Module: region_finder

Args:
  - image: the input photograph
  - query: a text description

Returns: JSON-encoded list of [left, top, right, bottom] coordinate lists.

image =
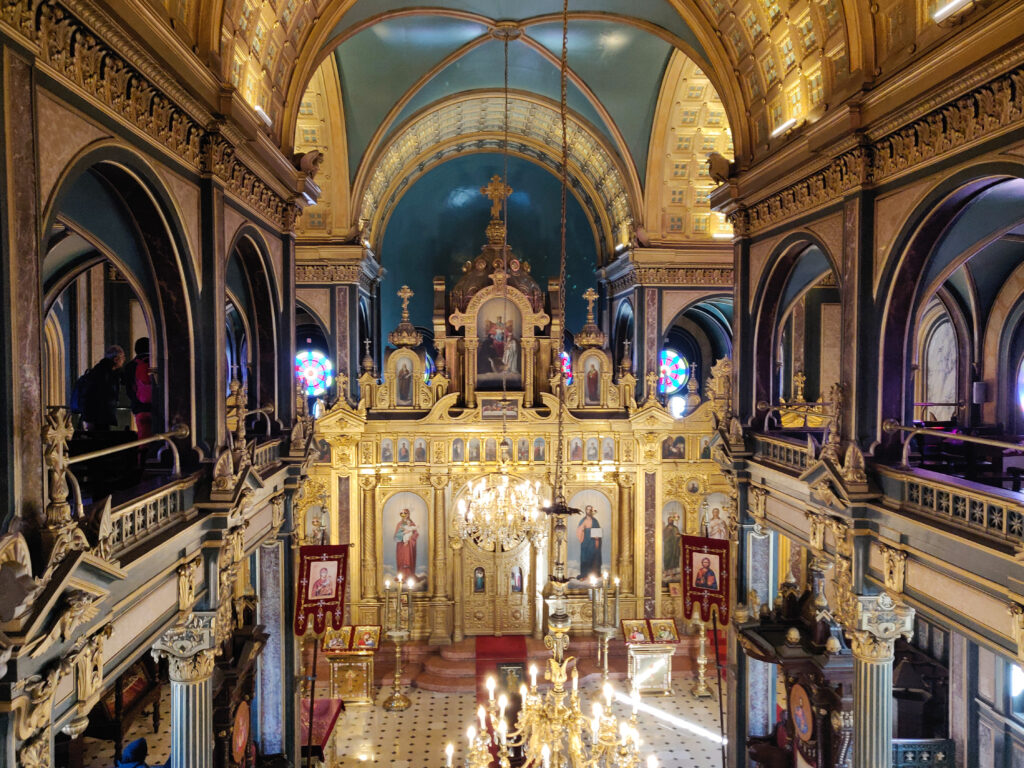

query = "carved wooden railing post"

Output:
[[41, 407, 87, 569]]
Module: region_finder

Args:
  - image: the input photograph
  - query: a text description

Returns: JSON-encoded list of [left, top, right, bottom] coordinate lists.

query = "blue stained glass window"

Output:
[[659, 349, 690, 395], [295, 349, 333, 396]]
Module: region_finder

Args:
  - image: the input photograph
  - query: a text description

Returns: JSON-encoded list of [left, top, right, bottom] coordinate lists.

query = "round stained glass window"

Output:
[[560, 351, 573, 385], [659, 349, 690, 395], [295, 350, 333, 396], [424, 353, 436, 384]]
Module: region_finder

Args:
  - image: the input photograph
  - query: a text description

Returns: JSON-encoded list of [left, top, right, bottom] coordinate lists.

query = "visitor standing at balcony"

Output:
[[80, 345, 126, 431], [126, 337, 153, 439]]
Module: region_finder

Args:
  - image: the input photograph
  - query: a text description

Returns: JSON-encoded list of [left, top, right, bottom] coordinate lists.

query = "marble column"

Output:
[[358, 475, 379, 600], [745, 527, 774, 737], [848, 594, 915, 768], [258, 539, 285, 755], [152, 614, 218, 768], [615, 473, 635, 594]]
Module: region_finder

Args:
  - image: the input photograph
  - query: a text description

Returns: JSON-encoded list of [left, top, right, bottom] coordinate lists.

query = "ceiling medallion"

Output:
[[490, 21, 522, 41]]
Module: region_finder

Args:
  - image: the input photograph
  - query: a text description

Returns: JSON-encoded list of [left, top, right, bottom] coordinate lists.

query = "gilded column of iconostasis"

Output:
[[300, 222, 734, 642]]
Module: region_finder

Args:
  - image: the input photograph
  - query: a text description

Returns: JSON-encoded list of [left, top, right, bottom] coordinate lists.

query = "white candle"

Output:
[[498, 694, 508, 721], [477, 705, 486, 731], [486, 676, 496, 701], [572, 669, 578, 692], [603, 683, 613, 708], [541, 744, 551, 768], [530, 664, 538, 689], [467, 725, 476, 745], [445, 743, 454, 767]]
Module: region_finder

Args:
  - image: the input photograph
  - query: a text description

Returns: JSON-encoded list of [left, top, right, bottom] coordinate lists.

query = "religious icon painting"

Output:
[[582, 355, 602, 406], [517, 438, 529, 462], [476, 297, 523, 390], [567, 490, 612, 589], [294, 545, 349, 636], [662, 435, 686, 459], [661, 500, 684, 587], [468, 438, 481, 462], [621, 619, 650, 644], [413, 438, 427, 463], [381, 491, 429, 592], [533, 437, 545, 461], [702, 492, 731, 540], [381, 438, 394, 463], [569, 437, 583, 462], [700, 436, 712, 459], [602, 437, 615, 461], [353, 625, 381, 649], [394, 353, 416, 407], [473, 566, 486, 593], [585, 437, 599, 462], [397, 438, 411, 463], [510, 566, 523, 593], [322, 625, 352, 653], [649, 619, 679, 643], [307, 560, 339, 600], [453, 438, 464, 462], [485, 438, 497, 462], [681, 534, 730, 624], [501, 437, 513, 461]]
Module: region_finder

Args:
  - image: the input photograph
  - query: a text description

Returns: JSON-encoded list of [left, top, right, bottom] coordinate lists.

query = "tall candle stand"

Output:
[[589, 572, 620, 683], [690, 616, 712, 698], [382, 578, 413, 711]]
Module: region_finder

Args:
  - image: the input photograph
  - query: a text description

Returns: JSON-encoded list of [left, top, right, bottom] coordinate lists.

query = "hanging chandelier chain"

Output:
[[500, 34, 511, 440], [554, 0, 569, 504]]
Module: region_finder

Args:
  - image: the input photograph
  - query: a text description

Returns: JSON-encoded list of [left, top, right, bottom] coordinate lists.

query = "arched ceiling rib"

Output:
[[358, 92, 636, 259]]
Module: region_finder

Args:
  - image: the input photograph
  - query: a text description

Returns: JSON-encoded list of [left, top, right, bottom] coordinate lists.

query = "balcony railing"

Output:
[[106, 474, 199, 555], [752, 434, 812, 473], [893, 738, 956, 767], [252, 436, 284, 469]]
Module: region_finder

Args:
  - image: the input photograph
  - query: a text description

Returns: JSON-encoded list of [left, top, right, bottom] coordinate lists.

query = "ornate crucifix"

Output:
[[480, 174, 512, 219], [582, 287, 599, 324], [397, 285, 414, 322]]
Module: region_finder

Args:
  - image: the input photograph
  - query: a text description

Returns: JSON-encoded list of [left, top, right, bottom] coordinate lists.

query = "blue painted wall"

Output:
[[378, 153, 597, 340]]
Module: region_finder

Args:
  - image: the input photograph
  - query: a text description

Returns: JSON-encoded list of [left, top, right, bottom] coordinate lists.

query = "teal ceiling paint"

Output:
[[386, 39, 613, 151], [327, 1, 705, 62], [334, 16, 489, 181], [528, 20, 671, 177], [378, 153, 597, 341]]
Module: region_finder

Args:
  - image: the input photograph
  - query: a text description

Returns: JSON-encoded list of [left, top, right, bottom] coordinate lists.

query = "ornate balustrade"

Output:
[[108, 475, 200, 555], [752, 434, 812, 473], [878, 466, 1024, 546], [893, 738, 956, 767], [252, 437, 284, 469]]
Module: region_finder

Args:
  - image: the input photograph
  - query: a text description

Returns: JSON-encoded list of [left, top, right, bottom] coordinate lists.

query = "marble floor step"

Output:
[[422, 654, 476, 675], [414, 671, 478, 693]]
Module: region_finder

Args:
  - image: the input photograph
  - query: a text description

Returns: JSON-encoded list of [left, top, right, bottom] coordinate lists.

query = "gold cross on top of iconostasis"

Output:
[[480, 175, 513, 219]]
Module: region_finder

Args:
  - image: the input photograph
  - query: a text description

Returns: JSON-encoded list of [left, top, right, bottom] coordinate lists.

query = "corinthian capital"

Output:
[[152, 613, 217, 683], [849, 593, 914, 663]]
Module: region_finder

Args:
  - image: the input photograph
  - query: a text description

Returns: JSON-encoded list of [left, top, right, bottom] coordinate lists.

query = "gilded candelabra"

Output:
[[382, 578, 413, 711], [690, 617, 712, 698], [590, 572, 620, 684]]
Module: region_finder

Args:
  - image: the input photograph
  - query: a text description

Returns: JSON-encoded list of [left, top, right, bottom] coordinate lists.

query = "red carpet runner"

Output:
[[474, 635, 528, 703]]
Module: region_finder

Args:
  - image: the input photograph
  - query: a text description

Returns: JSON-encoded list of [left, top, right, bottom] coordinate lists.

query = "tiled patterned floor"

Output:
[[80, 686, 171, 767], [331, 679, 728, 767]]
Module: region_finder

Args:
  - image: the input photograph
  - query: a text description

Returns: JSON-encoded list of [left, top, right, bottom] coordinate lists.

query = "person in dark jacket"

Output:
[[116, 738, 169, 768], [81, 345, 125, 431]]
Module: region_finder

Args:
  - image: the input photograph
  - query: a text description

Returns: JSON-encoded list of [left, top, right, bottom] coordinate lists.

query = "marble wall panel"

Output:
[[644, 472, 656, 618]]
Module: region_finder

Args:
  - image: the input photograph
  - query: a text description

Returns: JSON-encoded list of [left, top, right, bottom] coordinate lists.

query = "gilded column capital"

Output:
[[358, 473, 381, 491], [848, 593, 914, 663], [152, 613, 218, 684], [425, 473, 450, 490], [613, 471, 635, 489]]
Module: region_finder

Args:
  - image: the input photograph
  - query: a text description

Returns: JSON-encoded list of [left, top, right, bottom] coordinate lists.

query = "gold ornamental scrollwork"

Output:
[[879, 544, 908, 594]]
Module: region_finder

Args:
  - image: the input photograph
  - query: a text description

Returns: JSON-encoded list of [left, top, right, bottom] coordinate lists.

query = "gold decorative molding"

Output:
[[296, 264, 362, 283], [730, 63, 1024, 236], [178, 554, 202, 611], [879, 544, 908, 595], [152, 613, 218, 684]]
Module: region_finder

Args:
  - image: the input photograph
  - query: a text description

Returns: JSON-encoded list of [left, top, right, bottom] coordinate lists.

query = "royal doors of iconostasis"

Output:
[[459, 536, 534, 636]]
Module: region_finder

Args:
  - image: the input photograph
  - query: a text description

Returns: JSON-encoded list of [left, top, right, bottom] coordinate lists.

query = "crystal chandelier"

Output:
[[452, 466, 547, 551]]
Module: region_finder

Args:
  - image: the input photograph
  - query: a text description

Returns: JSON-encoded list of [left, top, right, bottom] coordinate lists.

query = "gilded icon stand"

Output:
[[382, 579, 413, 711]]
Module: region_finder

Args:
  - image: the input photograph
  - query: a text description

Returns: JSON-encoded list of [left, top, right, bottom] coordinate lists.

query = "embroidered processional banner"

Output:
[[294, 544, 349, 636], [681, 535, 730, 624]]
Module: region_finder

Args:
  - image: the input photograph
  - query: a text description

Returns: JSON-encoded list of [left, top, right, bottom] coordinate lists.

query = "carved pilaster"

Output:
[[1008, 603, 1024, 664], [749, 486, 768, 533], [178, 555, 202, 611], [359, 474, 380, 599], [465, 338, 478, 408], [451, 537, 465, 643], [41, 407, 88, 570], [615, 472, 635, 593], [879, 544, 908, 594]]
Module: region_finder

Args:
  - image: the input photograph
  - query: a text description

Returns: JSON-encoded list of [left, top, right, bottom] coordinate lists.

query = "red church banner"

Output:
[[681, 535, 730, 624], [294, 545, 349, 636]]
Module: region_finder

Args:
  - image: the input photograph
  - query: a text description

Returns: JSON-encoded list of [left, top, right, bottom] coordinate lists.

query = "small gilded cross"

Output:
[[397, 285, 414, 321], [480, 174, 512, 219], [583, 287, 599, 324]]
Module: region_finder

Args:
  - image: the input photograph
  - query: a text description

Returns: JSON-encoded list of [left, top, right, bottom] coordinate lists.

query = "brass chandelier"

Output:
[[452, 467, 547, 551], [445, 2, 661, 766]]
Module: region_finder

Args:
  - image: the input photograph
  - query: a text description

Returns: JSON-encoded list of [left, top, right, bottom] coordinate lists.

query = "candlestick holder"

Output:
[[382, 578, 414, 711], [690, 618, 712, 698], [590, 572, 621, 683]]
